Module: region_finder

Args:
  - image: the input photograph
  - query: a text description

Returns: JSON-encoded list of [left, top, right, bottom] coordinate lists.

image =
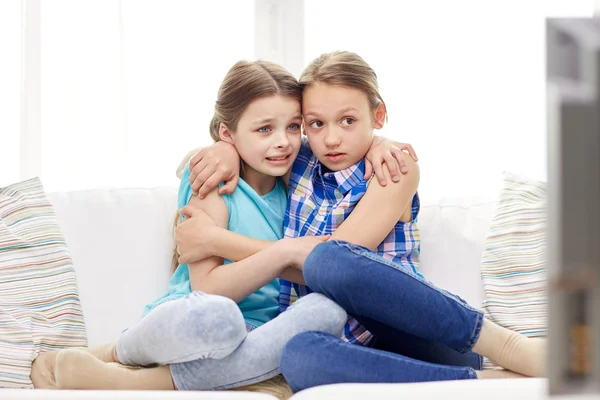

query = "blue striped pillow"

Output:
[[480, 171, 547, 369], [0, 177, 87, 388]]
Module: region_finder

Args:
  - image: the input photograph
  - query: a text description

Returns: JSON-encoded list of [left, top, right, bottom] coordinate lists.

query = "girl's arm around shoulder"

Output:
[[330, 155, 419, 251], [186, 189, 292, 302], [184, 189, 229, 291]]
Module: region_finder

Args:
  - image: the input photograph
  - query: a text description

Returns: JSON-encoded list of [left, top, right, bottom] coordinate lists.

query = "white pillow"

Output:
[[480, 172, 547, 368], [0, 177, 87, 388]]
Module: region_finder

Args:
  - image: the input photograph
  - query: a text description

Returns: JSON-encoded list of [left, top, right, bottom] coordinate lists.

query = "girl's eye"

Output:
[[309, 121, 324, 129], [258, 126, 272, 133], [341, 118, 355, 126], [288, 123, 301, 131]]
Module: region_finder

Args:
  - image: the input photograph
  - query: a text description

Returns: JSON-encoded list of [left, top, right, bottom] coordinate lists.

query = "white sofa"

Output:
[[5, 186, 550, 399]]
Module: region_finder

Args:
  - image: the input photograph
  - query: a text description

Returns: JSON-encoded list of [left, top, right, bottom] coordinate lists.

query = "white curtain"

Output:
[[38, 0, 254, 191], [2, 0, 594, 199], [0, 1, 22, 185]]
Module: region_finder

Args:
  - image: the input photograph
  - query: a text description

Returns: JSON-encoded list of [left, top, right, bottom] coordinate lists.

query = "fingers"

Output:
[[383, 151, 401, 182], [179, 206, 194, 218], [372, 157, 387, 186], [393, 148, 410, 175], [218, 174, 239, 195], [176, 147, 202, 179], [402, 144, 418, 161], [189, 148, 207, 172], [317, 234, 331, 242], [189, 162, 209, 195], [197, 174, 223, 199], [364, 159, 373, 180], [191, 163, 216, 197]]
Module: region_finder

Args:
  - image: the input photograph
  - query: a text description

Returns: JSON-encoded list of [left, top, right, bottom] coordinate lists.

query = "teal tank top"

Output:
[[143, 162, 286, 328]]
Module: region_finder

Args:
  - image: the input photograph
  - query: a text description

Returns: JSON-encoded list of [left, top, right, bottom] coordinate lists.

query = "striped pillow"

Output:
[[0, 177, 87, 388], [480, 172, 547, 368]]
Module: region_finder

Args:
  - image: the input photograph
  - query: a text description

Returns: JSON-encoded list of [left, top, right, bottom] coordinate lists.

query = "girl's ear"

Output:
[[373, 103, 387, 129], [301, 121, 307, 136], [219, 123, 234, 144]]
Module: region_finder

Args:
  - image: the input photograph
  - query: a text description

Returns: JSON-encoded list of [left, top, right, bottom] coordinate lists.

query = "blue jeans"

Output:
[[280, 240, 483, 392], [116, 291, 347, 390]]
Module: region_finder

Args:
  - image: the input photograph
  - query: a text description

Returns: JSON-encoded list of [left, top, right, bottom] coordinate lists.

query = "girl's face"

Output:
[[224, 94, 302, 178], [302, 83, 385, 171]]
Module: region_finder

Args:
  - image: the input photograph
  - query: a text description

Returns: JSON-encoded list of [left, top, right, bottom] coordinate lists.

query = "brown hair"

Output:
[[171, 60, 301, 272], [208, 60, 302, 142], [300, 51, 387, 122]]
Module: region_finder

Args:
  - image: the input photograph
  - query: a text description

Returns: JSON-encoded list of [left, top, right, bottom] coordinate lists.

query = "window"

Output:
[[0, 1, 22, 186], [4, 0, 594, 197], [304, 0, 593, 198], [39, 0, 254, 191]]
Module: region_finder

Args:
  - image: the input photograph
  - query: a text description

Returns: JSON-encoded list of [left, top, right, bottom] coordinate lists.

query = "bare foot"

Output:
[[30, 350, 59, 389]]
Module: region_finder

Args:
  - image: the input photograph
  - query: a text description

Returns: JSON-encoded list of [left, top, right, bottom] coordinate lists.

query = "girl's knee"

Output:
[[303, 242, 363, 303], [284, 294, 347, 339], [186, 292, 247, 352], [303, 241, 349, 290], [281, 332, 313, 371], [301, 293, 347, 335], [280, 331, 339, 392]]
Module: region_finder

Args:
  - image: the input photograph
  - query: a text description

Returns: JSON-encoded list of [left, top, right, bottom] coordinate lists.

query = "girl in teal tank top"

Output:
[[144, 163, 287, 329], [32, 60, 346, 394]]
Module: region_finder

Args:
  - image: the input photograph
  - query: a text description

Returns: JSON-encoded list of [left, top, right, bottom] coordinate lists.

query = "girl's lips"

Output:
[[266, 154, 291, 165], [325, 153, 346, 162]]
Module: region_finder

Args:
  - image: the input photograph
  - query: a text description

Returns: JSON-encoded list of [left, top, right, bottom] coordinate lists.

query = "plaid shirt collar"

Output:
[[312, 157, 367, 195]]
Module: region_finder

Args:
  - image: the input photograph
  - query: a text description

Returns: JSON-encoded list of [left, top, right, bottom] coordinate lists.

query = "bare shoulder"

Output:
[[186, 188, 228, 227]]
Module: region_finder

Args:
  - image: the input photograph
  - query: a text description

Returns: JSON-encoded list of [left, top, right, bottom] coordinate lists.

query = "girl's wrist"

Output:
[[272, 238, 294, 269], [206, 226, 226, 258]]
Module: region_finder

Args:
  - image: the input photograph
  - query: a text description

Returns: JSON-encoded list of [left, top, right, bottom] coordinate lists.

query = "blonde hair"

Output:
[[300, 50, 387, 122], [171, 60, 301, 272]]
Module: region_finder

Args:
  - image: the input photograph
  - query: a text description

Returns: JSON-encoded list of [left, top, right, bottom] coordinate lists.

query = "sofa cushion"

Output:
[[2, 389, 279, 399], [288, 378, 548, 400], [47, 186, 178, 347], [418, 197, 497, 307], [479, 172, 547, 367], [0, 177, 87, 388]]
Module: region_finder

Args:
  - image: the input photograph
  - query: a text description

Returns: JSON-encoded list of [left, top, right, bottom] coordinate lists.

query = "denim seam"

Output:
[[468, 368, 477, 379], [213, 367, 280, 390], [160, 341, 245, 365], [173, 366, 280, 391], [357, 347, 476, 375], [459, 310, 484, 354], [117, 336, 245, 366], [334, 240, 484, 353], [170, 364, 184, 391], [336, 241, 482, 314]]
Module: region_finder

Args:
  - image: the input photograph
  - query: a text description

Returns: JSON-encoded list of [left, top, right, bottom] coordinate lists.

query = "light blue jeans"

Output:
[[116, 291, 347, 390]]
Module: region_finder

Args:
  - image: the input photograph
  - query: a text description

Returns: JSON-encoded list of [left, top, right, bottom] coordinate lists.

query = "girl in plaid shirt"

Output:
[[181, 52, 546, 391]]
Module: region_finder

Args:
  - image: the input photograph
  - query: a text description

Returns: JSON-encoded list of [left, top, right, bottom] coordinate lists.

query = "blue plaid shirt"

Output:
[[281, 140, 422, 346]]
